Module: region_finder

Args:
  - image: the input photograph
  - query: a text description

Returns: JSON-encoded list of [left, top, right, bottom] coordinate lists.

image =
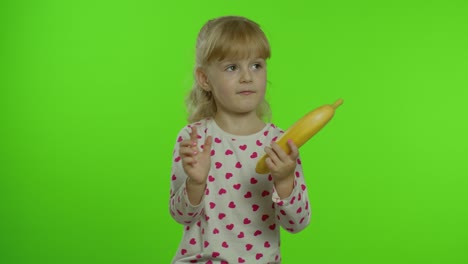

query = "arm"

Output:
[[272, 157, 311, 233], [169, 125, 212, 225], [264, 140, 311, 233]]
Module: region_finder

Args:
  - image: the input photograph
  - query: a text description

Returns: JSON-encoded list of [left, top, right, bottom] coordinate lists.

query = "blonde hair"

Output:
[[185, 16, 272, 123]]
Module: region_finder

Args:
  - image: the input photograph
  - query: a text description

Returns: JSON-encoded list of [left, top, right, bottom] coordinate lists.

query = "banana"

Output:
[[255, 99, 343, 174]]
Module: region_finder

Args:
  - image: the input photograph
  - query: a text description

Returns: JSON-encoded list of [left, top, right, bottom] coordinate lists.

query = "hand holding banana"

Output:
[[255, 99, 344, 174]]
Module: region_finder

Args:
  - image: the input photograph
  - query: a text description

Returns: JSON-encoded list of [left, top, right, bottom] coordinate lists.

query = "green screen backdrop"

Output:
[[1, 0, 467, 263]]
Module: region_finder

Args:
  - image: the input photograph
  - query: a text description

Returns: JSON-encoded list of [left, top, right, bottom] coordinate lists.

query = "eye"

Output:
[[225, 65, 237, 71], [252, 63, 263, 70]]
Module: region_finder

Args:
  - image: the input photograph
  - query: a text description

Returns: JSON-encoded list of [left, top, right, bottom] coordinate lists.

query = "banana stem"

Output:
[[332, 99, 344, 109]]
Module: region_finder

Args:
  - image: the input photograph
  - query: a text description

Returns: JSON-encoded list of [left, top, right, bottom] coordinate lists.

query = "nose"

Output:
[[239, 68, 253, 83]]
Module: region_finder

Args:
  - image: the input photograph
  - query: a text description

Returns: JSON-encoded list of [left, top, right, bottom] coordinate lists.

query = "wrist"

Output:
[[274, 174, 295, 199], [187, 177, 206, 187]]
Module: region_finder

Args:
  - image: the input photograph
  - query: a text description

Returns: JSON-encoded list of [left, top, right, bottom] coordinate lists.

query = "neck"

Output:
[[213, 112, 266, 136]]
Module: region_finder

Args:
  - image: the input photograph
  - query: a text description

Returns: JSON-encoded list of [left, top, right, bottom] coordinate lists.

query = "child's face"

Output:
[[203, 56, 267, 118]]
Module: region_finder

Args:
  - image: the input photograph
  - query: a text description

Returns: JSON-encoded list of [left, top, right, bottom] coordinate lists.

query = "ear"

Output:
[[195, 67, 211, 91]]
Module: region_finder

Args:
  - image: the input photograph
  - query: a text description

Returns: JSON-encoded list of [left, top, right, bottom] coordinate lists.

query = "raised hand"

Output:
[[179, 126, 213, 186]]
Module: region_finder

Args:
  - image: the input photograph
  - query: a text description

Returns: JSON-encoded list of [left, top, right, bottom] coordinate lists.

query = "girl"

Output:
[[169, 16, 311, 263]]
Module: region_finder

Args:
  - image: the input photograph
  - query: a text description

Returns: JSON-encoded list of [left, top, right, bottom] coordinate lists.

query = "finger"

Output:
[[190, 126, 198, 142], [271, 141, 289, 161], [287, 139, 299, 159], [202, 136, 212, 153], [265, 156, 276, 171], [182, 156, 197, 165], [179, 146, 198, 157], [264, 146, 280, 165], [180, 139, 196, 148]]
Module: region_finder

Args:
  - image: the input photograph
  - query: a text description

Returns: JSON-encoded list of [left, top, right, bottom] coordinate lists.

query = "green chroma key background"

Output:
[[1, 0, 467, 263]]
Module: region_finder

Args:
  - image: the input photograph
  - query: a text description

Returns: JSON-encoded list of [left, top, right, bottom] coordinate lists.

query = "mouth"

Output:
[[238, 90, 255, 95]]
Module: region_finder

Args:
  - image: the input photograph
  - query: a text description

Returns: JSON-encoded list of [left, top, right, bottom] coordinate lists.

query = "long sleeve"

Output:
[[272, 156, 311, 233], [169, 126, 206, 225]]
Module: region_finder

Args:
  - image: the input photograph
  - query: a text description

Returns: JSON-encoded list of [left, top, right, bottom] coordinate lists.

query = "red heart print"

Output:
[[250, 152, 258, 159], [221, 261, 228, 264], [204, 241, 209, 248], [208, 175, 215, 182], [300, 217, 305, 224], [239, 144, 247, 151], [212, 252, 220, 258], [298, 193, 302, 201], [174, 156, 181, 162], [218, 213, 226, 220], [272, 136, 278, 142], [269, 224, 276, 230], [263, 131, 269, 136], [254, 230, 262, 236], [245, 244, 253, 251], [297, 207, 302, 213], [190, 238, 196, 245], [233, 184, 241, 190], [235, 162, 242, 168], [256, 140, 263, 146], [290, 196, 296, 204], [211, 149, 215, 156], [268, 175, 272, 181], [215, 137, 222, 143], [177, 136, 183, 142], [181, 249, 187, 255], [226, 224, 234, 230], [301, 184, 306, 191], [207, 261, 213, 264], [261, 190, 270, 197], [218, 188, 227, 195], [171, 175, 176, 181], [295, 171, 300, 178], [264, 241, 271, 248], [213, 228, 220, 234], [215, 162, 222, 169], [238, 257, 245, 263], [225, 172, 233, 179], [243, 218, 251, 224], [250, 178, 258, 184], [261, 214, 269, 221], [256, 253, 263, 260], [252, 204, 259, 211], [229, 201, 236, 208], [222, 241, 229, 248], [237, 232, 244, 238], [244, 191, 252, 198], [209, 202, 216, 209], [225, 149, 233, 155], [297, 158, 302, 164]]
